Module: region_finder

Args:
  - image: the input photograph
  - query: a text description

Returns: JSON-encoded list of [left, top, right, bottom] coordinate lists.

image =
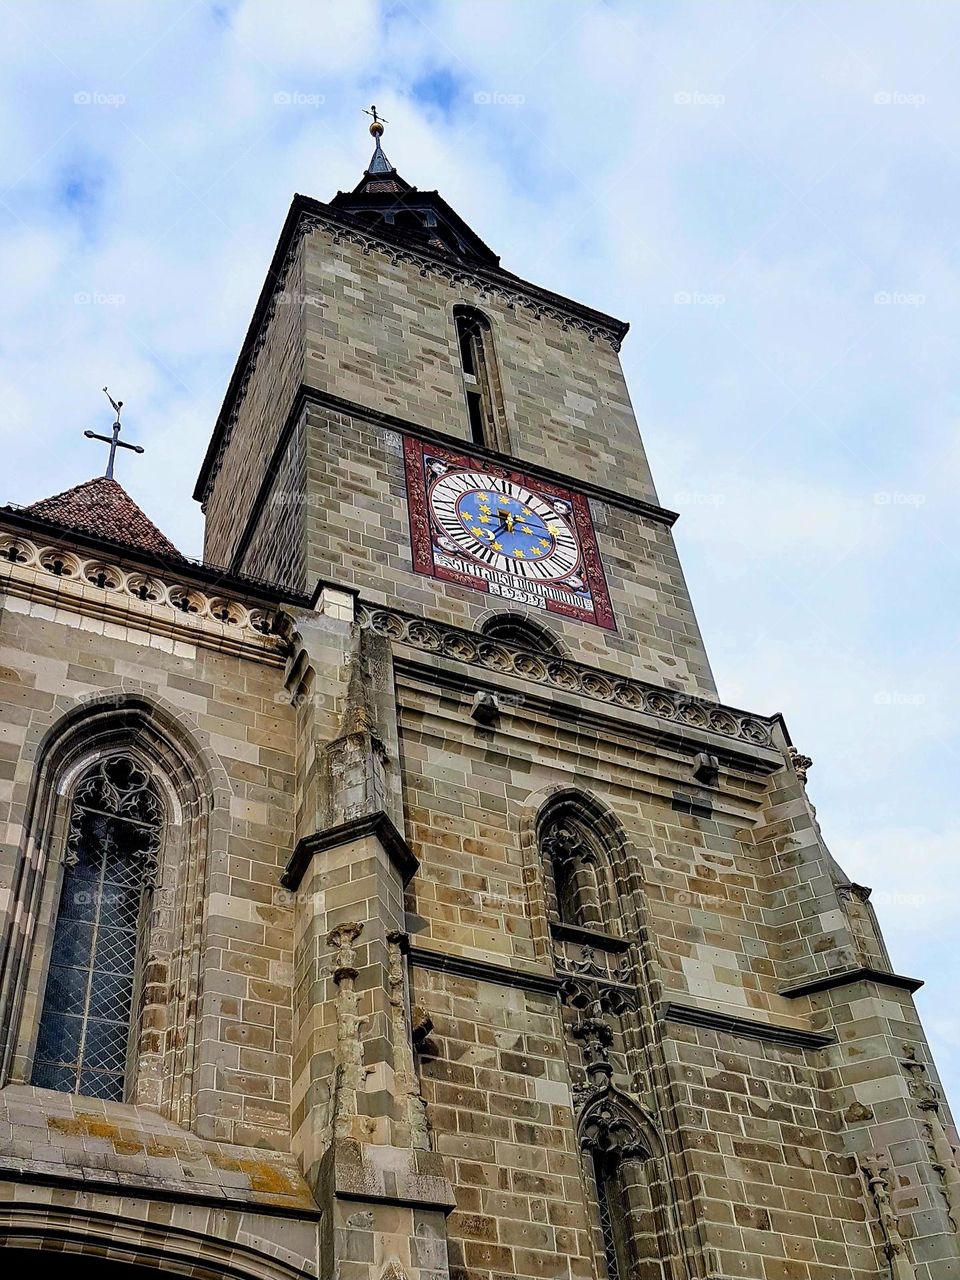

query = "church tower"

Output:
[[0, 113, 957, 1280]]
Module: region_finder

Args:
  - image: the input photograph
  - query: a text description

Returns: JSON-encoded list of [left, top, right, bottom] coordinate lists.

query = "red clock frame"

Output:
[[403, 436, 616, 632]]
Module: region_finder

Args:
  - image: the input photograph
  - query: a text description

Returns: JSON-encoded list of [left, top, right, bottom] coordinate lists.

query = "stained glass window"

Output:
[[32, 755, 162, 1101]]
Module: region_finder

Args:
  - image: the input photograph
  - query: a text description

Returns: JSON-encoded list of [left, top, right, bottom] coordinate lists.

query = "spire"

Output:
[[356, 105, 406, 193], [327, 105, 500, 267], [363, 104, 395, 176]]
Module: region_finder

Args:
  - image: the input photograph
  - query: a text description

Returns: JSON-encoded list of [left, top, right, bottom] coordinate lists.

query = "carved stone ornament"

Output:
[[0, 532, 278, 640], [380, 1264, 408, 1280], [541, 822, 593, 869], [861, 1154, 917, 1280], [559, 971, 635, 1017], [327, 922, 369, 1140], [580, 1094, 652, 1161], [555, 941, 637, 988], [356, 602, 775, 748], [66, 754, 163, 888], [386, 930, 430, 1151], [837, 882, 873, 904], [789, 746, 813, 785], [901, 1045, 960, 1232]]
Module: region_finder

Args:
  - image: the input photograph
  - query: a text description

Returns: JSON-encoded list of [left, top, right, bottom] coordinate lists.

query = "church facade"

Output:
[[0, 121, 957, 1280]]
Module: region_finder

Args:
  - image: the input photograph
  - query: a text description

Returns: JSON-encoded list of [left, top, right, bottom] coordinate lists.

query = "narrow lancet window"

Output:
[[594, 1150, 631, 1280], [540, 812, 606, 931], [32, 754, 162, 1101], [454, 305, 506, 451]]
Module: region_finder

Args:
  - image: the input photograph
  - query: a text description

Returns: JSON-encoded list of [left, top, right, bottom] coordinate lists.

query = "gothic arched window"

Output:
[[539, 805, 613, 932], [31, 754, 163, 1101], [480, 612, 564, 656], [454, 305, 507, 451], [580, 1097, 674, 1280]]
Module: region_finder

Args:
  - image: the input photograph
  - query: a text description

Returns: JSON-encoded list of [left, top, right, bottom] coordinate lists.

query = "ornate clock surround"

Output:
[[403, 436, 616, 631]]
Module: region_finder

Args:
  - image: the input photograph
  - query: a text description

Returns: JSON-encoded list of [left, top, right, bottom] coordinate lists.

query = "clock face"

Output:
[[429, 472, 580, 583], [403, 438, 616, 630]]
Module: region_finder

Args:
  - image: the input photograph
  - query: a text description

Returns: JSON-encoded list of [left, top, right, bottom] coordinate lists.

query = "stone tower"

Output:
[[0, 118, 957, 1280]]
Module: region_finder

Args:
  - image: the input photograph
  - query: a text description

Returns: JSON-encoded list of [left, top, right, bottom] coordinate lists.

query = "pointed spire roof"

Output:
[[367, 132, 395, 176], [350, 110, 411, 197], [330, 106, 500, 266], [22, 476, 181, 559]]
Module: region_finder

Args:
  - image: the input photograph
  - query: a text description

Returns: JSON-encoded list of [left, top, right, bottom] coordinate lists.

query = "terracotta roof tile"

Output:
[[23, 476, 182, 559]]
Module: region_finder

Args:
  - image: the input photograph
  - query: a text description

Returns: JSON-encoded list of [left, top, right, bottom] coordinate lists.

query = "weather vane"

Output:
[[83, 387, 145, 480], [363, 104, 388, 136]]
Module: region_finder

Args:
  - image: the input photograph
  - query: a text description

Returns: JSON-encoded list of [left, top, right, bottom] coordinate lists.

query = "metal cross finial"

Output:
[[363, 104, 388, 137], [83, 387, 144, 480]]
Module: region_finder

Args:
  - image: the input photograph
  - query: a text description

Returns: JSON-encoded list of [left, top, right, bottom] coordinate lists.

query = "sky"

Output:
[[1, 0, 959, 1100]]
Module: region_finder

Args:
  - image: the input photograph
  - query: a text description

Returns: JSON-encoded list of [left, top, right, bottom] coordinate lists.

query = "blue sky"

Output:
[[1, 1, 959, 1100]]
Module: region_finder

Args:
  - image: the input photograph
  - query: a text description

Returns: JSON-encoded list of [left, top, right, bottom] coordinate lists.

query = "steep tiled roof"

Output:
[[23, 476, 182, 559]]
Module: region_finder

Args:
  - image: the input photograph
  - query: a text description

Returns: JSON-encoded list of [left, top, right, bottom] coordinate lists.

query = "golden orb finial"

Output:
[[364, 104, 387, 138]]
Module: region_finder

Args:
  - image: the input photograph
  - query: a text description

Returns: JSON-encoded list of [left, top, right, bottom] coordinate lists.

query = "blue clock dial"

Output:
[[429, 470, 581, 583], [455, 488, 556, 563]]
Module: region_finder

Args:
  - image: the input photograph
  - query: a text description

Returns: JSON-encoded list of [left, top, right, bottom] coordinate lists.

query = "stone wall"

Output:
[[0, 562, 297, 1153], [298, 225, 660, 508], [202, 243, 305, 569]]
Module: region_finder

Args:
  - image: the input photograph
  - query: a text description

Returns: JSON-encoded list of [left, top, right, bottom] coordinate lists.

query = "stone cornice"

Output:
[[550, 921, 633, 953], [194, 194, 630, 505], [281, 811, 419, 891], [779, 966, 924, 999], [357, 600, 779, 756], [0, 505, 311, 609], [660, 1001, 836, 1050], [407, 944, 563, 997], [0, 528, 287, 665]]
